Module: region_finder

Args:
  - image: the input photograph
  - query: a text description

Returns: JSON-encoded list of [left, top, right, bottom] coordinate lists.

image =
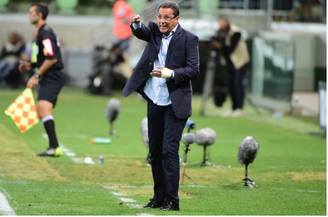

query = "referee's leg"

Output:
[[36, 100, 61, 156]]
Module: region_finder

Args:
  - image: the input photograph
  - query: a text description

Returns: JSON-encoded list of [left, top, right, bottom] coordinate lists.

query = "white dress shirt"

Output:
[[132, 22, 177, 106]]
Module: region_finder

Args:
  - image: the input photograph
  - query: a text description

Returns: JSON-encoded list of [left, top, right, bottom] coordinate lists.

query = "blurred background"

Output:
[[0, 0, 326, 119]]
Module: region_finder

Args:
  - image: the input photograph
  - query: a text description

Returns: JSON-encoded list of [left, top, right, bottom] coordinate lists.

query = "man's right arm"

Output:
[[130, 14, 151, 42], [132, 22, 142, 30]]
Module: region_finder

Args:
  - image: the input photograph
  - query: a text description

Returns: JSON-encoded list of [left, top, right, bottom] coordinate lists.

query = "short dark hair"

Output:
[[31, 3, 49, 20], [219, 16, 231, 31], [158, 1, 180, 17]]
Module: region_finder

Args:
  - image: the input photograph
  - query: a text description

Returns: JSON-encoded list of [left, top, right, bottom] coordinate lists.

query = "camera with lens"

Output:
[[212, 31, 226, 43]]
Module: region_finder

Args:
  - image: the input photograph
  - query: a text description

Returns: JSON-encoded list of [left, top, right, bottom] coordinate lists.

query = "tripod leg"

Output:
[[181, 163, 186, 185], [202, 146, 207, 166], [244, 164, 248, 186], [245, 164, 248, 178], [110, 122, 113, 136], [200, 52, 216, 116]]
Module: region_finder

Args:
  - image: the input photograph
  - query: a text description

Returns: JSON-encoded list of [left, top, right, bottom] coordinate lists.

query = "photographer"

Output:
[[211, 17, 249, 117]]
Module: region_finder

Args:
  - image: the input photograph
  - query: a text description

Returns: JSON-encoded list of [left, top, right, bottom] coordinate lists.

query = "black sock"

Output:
[[43, 119, 59, 149]]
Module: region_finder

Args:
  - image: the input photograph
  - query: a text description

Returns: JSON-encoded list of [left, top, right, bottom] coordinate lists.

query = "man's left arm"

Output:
[[27, 59, 57, 89], [223, 32, 241, 53], [172, 35, 200, 84]]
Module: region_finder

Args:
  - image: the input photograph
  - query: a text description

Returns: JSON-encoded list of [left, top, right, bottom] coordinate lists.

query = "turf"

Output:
[[0, 87, 326, 215]]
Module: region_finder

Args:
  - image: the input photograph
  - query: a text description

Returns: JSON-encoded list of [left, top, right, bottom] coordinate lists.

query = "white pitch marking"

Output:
[[127, 204, 143, 209], [111, 192, 126, 196], [103, 186, 116, 190], [71, 158, 84, 163], [0, 187, 16, 205], [57, 134, 92, 139], [0, 189, 16, 216], [110, 185, 153, 189], [41, 134, 82, 163], [180, 185, 206, 188], [118, 197, 137, 203], [62, 148, 71, 152], [298, 190, 326, 193], [42, 133, 48, 140], [103, 186, 153, 215], [265, 165, 325, 169]]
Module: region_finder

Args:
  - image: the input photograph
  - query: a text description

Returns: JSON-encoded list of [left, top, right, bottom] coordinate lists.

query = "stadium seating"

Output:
[[56, 0, 78, 15], [0, 0, 9, 13]]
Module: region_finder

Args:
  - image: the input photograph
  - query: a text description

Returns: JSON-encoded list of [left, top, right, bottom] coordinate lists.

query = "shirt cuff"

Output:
[[132, 22, 141, 30]]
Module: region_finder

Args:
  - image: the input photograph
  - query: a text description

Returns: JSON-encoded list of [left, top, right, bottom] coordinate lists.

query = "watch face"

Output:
[[34, 73, 40, 78]]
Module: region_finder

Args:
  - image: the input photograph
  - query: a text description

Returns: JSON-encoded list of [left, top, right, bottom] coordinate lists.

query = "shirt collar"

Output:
[[163, 24, 178, 39]]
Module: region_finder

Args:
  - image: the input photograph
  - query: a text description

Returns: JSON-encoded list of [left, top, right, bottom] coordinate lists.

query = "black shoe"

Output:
[[36, 147, 63, 157], [160, 201, 180, 211], [37, 147, 56, 157], [143, 198, 164, 209]]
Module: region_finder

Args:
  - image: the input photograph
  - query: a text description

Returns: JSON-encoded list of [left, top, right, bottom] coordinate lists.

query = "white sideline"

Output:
[[42, 133, 84, 163], [103, 186, 153, 215], [0, 190, 16, 216]]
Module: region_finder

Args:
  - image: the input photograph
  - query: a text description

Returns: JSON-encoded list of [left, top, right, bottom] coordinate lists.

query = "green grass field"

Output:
[[0, 87, 326, 215]]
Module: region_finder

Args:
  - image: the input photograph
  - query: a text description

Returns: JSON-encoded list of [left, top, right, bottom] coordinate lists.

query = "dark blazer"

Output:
[[122, 21, 199, 119]]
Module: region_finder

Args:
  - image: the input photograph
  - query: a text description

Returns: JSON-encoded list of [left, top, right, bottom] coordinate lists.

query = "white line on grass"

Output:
[[118, 197, 137, 203], [275, 188, 326, 193], [103, 186, 153, 215], [111, 192, 126, 196], [298, 190, 326, 193], [0, 189, 16, 216], [57, 134, 92, 139], [65, 152, 77, 157], [264, 165, 326, 169], [0, 187, 16, 205], [137, 213, 155, 216], [110, 184, 214, 189], [42, 134, 84, 163], [109, 185, 153, 189], [128, 204, 143, 209], [71, 158, 84, 163]]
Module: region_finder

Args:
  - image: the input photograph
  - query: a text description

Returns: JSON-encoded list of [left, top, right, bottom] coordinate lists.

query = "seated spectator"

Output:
[[0, 32, 26, 87], [20, 30, 38, 85], [88, 43, 131, 95], [298, 0, 316, 22], [273, 0, 294, 22]]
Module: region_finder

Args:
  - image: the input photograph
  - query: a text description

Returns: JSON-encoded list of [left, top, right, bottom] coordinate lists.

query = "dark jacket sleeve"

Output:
[[171, 34, 200, 84], [223, 32, 241, 54], [0, 46, 7, 59], [131, 21, 154, 42]]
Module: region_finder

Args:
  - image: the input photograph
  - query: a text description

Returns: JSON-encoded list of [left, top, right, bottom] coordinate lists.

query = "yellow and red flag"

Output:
[[4, 88, 39, 133]]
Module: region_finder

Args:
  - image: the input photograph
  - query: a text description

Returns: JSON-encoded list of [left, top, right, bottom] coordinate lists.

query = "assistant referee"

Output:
[[19, 3, 65, 157]]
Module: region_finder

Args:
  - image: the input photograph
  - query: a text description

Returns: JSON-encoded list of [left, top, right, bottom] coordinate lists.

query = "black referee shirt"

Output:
[[33, 24, 63, 71]]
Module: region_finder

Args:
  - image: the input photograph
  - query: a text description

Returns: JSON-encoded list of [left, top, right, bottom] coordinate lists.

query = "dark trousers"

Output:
[[147, 101, 187, 205], [227, 64, 247, 110]]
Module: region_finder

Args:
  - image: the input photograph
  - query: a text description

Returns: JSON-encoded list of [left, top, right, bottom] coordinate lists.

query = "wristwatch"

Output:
[[34, 73, 40, 78]]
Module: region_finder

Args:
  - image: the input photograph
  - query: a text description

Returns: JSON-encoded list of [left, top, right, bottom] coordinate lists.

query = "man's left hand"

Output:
[[150, 66, 173, 78], [27, 76, 39, 89]]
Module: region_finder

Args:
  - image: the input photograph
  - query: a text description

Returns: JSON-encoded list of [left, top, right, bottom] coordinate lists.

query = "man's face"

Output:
[[219, 19, 229, 32], [9, 33, 18, 45], [28, 6, 39, 25], [157, 8, 179, 36]]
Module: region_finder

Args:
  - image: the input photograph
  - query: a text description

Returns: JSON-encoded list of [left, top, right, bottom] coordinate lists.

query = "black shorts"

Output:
[[38, 70, 65, 108]]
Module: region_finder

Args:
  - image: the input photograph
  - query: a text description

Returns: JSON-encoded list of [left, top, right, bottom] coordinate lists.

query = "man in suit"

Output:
[[122, 1, 199, 211]]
